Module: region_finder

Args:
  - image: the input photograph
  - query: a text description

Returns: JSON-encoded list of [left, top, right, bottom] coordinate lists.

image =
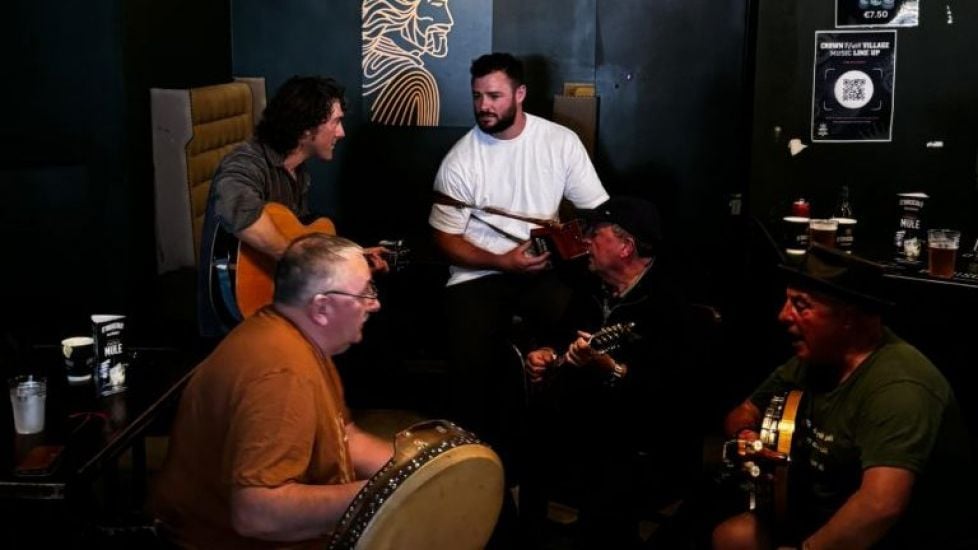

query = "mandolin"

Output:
[[518, 322, 637, 396]]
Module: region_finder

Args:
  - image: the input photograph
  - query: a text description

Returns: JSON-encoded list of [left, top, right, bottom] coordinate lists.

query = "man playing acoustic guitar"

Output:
[[198, 76, 388, 336], [714, 245, 975, 549], [520, 196, 690, 549]]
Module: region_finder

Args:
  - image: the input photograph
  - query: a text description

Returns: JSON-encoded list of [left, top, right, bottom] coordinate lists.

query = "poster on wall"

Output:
[[362, 0, 492, 127], [836, 0, 918, 28], [812, 30, 897, 143]]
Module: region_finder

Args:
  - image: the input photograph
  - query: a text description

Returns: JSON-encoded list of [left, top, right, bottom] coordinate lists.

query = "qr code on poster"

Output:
[[841, 78, 867, 102]]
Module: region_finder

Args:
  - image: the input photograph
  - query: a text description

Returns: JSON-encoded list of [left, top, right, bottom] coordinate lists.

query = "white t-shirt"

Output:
[[429, 113, 609, 286]]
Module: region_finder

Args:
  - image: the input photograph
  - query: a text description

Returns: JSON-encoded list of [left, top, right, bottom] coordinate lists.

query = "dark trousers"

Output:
[[443, 272, 572, 549], [442, 272, 571, 467], [520, 369, 643, 549]]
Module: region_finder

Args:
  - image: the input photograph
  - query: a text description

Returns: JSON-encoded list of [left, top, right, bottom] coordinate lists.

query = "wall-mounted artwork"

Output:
[[362, 0, 491, 127]]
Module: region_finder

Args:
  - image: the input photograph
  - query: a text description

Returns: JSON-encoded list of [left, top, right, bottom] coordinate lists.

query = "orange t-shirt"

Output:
[[153, 307, 355, 549]]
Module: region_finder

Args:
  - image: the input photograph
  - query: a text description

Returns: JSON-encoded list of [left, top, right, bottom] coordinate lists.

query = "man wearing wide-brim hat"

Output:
[[713, 244, 975, 549]]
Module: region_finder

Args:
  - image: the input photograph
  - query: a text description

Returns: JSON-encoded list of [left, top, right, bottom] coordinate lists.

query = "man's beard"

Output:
[[476, 104, 517, 135]]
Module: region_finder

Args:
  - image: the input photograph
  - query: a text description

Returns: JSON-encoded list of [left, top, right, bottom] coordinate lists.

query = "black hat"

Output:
[[779, 244, 893, 311], [581, 196, 663, 244]]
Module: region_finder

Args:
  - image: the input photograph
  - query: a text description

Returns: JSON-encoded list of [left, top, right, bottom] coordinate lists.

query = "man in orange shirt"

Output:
[[154, 234, 392, 548]]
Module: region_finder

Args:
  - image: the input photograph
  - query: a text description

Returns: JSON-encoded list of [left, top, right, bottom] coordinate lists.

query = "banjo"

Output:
[[722, 390, 805, 524]]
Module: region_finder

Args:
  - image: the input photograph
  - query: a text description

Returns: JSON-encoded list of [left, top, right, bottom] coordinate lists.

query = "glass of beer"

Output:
[[927, 229, 960, 278], [809, 219, 838, 249]]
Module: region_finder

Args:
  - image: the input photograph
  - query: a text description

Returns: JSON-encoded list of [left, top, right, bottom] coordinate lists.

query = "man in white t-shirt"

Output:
[[428, 52, 608, 544], [429, 53, 608, 285]]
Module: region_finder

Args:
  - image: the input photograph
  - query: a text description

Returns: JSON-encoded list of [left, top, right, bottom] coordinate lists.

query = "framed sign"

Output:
[[836, 0, 918, 28], [812, 30, 897, 143]]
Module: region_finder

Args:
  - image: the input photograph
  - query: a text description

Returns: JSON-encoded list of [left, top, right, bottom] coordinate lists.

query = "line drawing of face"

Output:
[[362, 0, 455, 126], [413, 0, 453, 57]]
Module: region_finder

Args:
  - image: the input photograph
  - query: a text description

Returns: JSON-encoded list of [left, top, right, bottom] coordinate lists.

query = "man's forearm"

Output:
[[231, 481, 365, 542], [805, 467, 912, 550], [723, 400, 761, 438], [346, 423, 393, 479], [433, 230, 504, 270], [236, 210, 292, 260], [805, 493, 897, 549]]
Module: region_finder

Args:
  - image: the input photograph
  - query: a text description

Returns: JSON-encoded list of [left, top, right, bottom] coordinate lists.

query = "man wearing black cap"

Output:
[[521, 196, 689, 548], [713, 244, 974, 549]]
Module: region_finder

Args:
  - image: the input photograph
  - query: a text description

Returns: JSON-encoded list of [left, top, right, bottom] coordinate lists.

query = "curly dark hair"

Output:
[[256, 76, 347, 156], [470, 53, 524, 87]]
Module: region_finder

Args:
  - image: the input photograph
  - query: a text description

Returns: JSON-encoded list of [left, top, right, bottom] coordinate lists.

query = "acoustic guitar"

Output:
[[236, 202, 337, 317], [208, 202, 407, 325], [722, 390, 806, 524], [207, 202, 336, 324]]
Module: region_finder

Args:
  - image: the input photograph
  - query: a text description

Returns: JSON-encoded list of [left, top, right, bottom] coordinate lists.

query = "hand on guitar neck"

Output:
[[566, 330, 622, 374], [240, 212, 397, 274], [365, 239, 411, 274], [363, 246, 390, 273], [524, 323, 635, 384], [731, 431, 790, 463]]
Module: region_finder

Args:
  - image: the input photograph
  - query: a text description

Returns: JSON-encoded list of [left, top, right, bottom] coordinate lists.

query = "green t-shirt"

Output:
[[749, 328, 975, 546]]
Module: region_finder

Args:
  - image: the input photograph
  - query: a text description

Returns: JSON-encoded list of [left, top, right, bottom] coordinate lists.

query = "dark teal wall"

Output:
[[490, 0, 751, 295], [749, 0, 978, 256], [230, 0, 751, 293], [231, 0, 471, 254], [1, 0, 751, 340], [2, 0, 127, 338], [231, 1, 365, 225], [226, 1, 751, 407], [1, 0, 231, 341]]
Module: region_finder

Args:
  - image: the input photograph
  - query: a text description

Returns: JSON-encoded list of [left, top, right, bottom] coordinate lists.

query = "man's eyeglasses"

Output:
[[317, 281, 379, 302]]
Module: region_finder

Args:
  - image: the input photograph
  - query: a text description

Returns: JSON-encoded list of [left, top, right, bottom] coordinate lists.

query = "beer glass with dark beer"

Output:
[[809, 219, 838, 249]]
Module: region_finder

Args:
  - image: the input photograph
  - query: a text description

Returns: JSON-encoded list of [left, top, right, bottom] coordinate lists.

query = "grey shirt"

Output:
[[210, 138, 310, 233]]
